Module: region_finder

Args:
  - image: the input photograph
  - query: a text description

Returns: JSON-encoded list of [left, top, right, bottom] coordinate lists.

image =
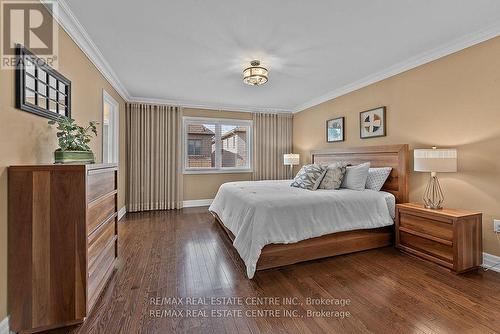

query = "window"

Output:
[[102, 90, 119, 163], [183, 117, 252, 173], [188, 139, 202, 155]]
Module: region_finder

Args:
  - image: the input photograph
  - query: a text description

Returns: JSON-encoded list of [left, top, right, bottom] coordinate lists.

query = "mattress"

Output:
[[209, 180, 395, 278]]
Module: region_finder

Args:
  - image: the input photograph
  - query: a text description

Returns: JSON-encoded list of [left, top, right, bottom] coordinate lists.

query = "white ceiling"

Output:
[[64, 0, 500, 112]]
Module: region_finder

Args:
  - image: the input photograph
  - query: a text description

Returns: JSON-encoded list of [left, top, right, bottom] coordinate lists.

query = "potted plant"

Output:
[[48, 117, 98, 164]]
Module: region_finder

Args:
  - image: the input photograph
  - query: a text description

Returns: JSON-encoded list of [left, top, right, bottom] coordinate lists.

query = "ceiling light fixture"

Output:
[[243, 60, 268, 86]]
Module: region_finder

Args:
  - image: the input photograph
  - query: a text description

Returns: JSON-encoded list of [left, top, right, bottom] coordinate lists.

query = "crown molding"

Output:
[[128, 96, 293, 114], [44, 0, 131, 100], [45, 1, 499, 114], [44, 1, 292, 113], [293, 22, 500, 113]]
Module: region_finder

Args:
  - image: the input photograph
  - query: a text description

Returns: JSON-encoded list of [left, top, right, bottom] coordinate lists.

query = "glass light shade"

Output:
[[414, 148, 457, 172], [283, 153, 300, 166], [243, 62, 268, 86]]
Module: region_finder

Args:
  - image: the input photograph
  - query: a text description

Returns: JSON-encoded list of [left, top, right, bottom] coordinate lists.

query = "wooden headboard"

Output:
[[311, 144, 409, 203]]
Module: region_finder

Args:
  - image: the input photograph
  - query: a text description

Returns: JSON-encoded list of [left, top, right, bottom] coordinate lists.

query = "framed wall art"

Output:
[[15, 44, 72, 120], [326, 117, 344, 142], [360, 107, 386, 139]]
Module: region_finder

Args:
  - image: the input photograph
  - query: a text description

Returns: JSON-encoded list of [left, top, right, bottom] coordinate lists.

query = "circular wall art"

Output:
[[360, 106, 386, 139]]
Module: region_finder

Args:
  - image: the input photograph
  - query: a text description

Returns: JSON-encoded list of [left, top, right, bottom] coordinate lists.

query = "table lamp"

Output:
[[283, 154, 300, 179], [414, 146, 457, 209]]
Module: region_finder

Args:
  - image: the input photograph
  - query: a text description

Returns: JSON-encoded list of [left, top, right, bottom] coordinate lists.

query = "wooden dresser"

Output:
[[395, 203, 482, 273], [8, 164, 119, 333]]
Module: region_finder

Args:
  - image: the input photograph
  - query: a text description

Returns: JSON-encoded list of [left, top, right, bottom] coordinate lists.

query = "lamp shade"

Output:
[[414, 148, 457, 172], [283, 154, 300, 166]]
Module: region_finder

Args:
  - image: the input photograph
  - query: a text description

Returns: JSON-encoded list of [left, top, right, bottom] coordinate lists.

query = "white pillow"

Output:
[[366, 167, 392, 191], [341, 162, 370, 191]]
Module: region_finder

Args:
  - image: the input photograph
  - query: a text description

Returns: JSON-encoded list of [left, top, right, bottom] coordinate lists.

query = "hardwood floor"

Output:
[[49, 207, 500, 334]]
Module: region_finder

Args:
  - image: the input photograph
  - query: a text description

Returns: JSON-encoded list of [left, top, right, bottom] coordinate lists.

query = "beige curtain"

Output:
[[126, 103, 183, 212], [252, 112, 293, 180]]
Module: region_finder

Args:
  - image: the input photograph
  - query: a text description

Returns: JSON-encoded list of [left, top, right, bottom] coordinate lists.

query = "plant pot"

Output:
[[54, 150, 95, 164]]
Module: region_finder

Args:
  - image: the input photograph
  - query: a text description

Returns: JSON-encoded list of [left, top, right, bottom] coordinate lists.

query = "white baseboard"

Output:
[[183, 199, 213, 208], [118, 206, 127, 220], [483, 252, 500, 273], [0, 316, 8, 334]]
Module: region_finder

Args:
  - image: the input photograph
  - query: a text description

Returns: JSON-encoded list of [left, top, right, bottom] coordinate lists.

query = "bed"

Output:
[[209, 144, 409, 278]]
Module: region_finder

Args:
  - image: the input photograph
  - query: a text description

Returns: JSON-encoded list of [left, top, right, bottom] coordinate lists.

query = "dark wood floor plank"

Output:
[[40, 207, 500, 334], [351, 249, 500, 333]]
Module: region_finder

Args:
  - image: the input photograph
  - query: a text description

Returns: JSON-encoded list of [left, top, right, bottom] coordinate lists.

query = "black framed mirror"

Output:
[[15, 44, 71, 120]]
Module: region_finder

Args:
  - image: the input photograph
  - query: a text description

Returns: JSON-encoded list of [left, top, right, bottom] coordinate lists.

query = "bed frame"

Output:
[[212, 144, 409, 272]]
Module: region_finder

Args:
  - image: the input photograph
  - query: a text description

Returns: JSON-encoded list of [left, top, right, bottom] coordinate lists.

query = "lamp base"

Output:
[[424, 204, 443, 210], [423, 173, 444, 210]]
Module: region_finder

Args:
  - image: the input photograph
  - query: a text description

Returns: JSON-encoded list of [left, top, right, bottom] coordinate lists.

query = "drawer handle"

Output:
[[88, 168, 117, 175], [88, 236, 117, 277], [88, 212, 117, 239], [88, 190, 117, 208], [399, 226, 453, 246]]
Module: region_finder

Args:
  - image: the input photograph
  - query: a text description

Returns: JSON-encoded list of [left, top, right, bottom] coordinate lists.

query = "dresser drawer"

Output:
[[400, 231, 453, 264], [87, 194, 116, 235], [88, 217, 116, 269], [87, 169, 116, 202], [399, 212, 453, 241], [88, 238, 116, 298]]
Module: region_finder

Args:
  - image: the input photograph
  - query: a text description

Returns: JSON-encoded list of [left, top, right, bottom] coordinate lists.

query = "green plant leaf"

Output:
[[49, 117, 98, 152]]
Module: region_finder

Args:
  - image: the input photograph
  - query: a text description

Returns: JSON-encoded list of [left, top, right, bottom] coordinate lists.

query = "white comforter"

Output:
[[209, 180, 395, 278]]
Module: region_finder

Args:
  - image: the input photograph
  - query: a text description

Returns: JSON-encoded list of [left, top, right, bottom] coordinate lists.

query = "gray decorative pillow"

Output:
[[366, 167, 392, 191], [319, 162, 347, 190], [291, 164, 327, 190], [341, 162, 371, 191]]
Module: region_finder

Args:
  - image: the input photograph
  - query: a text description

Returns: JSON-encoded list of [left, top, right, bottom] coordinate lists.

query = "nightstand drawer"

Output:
[[396, 203, 482, 273], [400, 231, 453, 264], [399, 212, 453, 241]]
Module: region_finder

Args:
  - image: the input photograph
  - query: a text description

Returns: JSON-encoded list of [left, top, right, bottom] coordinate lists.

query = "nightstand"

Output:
[[395, 203, 482, 273]]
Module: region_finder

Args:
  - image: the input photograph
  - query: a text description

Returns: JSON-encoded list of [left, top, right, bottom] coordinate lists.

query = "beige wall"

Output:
[[293, 36, 500, 257], [182, 108, 253, 200], [0, 8, 126, 320]]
